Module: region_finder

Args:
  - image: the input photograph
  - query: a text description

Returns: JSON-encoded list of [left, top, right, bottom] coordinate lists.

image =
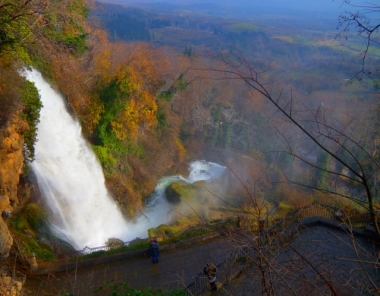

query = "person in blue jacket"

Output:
[[149, 238, 159, 263]]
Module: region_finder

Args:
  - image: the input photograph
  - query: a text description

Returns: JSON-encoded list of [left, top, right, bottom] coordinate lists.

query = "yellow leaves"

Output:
[[85, 96, 104, 134], [111, 120, 127, 141], [92, 40, 173, 142], [122, 99, 139, 140], [115, 66, 140, 94], [139, 90, 157, 126], [175, 138, 187, 162], [119, 93, 158, 141], [106, 62, 159, 141]]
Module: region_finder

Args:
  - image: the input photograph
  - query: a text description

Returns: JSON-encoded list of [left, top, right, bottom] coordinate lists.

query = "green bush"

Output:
[[92, 145, 117, 172], [21, 80, 42, 162], [158, 73, 189, 102], [63, 33, 88, 55], [14, 203, 47, 233]]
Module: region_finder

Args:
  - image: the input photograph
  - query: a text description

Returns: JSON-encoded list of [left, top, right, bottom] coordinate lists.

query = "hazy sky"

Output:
[[116, 0, 376, 15], [121, 0, 369, 9], [102, 0, 380, 27]]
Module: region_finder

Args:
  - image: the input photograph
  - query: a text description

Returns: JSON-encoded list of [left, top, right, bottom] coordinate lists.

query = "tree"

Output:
[[335, 1, 380, 83], [205, 51, 380, 238], [21, 80, 42, 162]]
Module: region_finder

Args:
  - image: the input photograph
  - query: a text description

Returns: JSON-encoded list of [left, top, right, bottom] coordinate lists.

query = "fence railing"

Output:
[[79, 241, 132, 255], [35, 201, 376, 294], [275, 201, 373, 230], [185, 272, 209, 296], [183, 201, 376, 295]]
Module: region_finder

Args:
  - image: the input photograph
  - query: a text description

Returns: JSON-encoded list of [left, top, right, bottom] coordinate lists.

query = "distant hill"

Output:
[[96, 0, 345, 27], [97, 0, 346, 14]]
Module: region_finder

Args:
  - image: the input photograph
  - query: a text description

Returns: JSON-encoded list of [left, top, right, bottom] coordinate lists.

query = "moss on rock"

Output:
[[164, 181, 206, 204], [13, 203, 47, 235]]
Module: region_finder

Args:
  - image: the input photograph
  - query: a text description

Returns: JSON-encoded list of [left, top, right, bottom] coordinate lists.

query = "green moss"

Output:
[[165, 181, 205, 203], [19, 235, 56, 261], [11, 203, 57, 261], [14, 203, 47, 233]]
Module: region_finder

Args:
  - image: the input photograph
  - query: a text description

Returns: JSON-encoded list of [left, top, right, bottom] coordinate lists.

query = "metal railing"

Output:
[[79, 241, 132, 255], [183, 201, 376, 295]]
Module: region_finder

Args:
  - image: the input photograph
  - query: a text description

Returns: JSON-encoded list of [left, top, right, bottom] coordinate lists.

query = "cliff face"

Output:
[[0, 114, 27, 259]]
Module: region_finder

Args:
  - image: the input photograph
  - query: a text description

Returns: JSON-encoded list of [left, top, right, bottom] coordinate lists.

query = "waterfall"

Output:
[[131, 160, 226, 236], [22, 68, 226, 249], [23, 69, 130, 249]]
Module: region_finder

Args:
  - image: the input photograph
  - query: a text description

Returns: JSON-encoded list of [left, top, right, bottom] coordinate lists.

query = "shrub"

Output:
[[21, 80, 42, 162]]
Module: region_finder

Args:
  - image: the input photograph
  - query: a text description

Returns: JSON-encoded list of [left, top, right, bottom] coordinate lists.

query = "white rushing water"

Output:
[[130, 160, 226, 236], [22, 68, 226, 249]]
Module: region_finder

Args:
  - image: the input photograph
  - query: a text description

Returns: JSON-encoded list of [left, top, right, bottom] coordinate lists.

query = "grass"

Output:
[[81, 223, 218, 260], [82, 239, 150, 259], [19, 235, 56, 261]]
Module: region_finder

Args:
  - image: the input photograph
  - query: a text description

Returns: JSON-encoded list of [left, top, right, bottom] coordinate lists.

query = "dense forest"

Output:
[[1, 0, 379, 223], [1, 0, 380, 284]]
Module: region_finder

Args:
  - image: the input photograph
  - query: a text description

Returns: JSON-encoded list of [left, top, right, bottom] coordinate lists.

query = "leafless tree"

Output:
[[210, 167, 379, 295], [202, 50, 380, 239], [335, 1, 380, 82]]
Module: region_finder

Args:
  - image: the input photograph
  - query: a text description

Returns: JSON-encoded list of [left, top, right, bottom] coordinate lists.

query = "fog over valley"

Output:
[[0, 0, 379, 294]]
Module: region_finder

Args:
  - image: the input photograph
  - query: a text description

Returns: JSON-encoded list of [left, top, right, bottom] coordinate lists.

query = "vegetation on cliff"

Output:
[[0, 0, 379, 283], [0, 0, 193, 219], [10, 203, 56, 261]]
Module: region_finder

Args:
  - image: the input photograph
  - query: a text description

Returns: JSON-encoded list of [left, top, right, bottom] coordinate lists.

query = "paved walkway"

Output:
[[216, 222, 380, 296], [22, 237, 234, 296], [21, 220, 380, 296]]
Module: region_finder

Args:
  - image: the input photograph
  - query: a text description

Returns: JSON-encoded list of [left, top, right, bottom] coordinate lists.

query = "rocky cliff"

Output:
[[0, 113, 27, 259]]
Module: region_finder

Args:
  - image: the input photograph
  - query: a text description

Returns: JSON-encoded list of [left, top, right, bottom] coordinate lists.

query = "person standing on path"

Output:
[[203, 263, 218, 291], [149, 238, 159, 263]]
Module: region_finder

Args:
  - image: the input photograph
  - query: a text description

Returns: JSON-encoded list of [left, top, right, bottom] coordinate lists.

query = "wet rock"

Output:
[[164, 182, 184, 204], [164, 181, 204, 204]]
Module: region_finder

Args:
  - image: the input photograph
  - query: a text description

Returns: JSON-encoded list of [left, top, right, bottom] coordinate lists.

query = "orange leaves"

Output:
[[109, 64, 158, 140], [85, 95, 104, 134], [117, 91, 158, 141], [94, 49, 112, 82], [115, 66, 140, 94], [90, 39, 175, 143], [94, 43, 168, 141]]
